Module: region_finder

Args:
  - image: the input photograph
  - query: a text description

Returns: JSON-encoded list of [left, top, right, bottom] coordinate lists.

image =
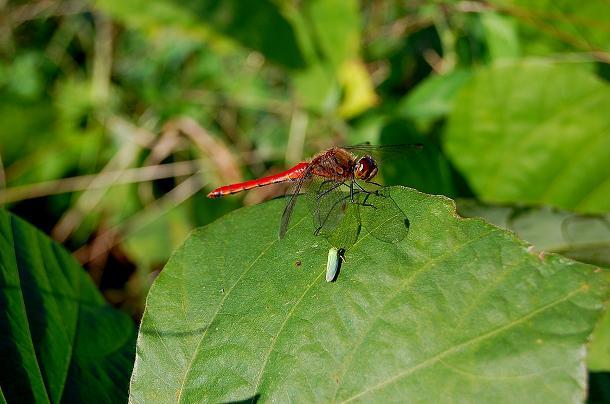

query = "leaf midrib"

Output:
[[175, 214, 309, 403], [9, 216, 51, 403], [332, 227, 500, 401]]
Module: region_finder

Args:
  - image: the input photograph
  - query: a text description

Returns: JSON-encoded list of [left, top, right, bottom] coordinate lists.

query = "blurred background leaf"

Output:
[[445, 62, 610, 213], [456, 201, 610, 268], [488, 0, 610, 59]]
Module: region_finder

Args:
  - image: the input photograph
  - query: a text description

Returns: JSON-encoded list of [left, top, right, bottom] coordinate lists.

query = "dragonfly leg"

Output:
[[317, 180, 345, 198], [316, 180, 332, 193], [359, 191, 377, 209], [314, 225, 323, 236], [316, 181, 345, 222], [354, 180, 387, 199], [353, 180, 373, 193]]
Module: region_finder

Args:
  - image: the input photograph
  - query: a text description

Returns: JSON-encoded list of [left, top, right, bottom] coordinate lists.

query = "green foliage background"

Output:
[[1, 0, 610, 402]]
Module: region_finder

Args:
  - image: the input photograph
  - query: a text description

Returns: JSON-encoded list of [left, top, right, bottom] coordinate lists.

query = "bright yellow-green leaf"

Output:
[[306, 0, 361, 68], [590, 309, 610, 372], [338, 59, 379, 118]]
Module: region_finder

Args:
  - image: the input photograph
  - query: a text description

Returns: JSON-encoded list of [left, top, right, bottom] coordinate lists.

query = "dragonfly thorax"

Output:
[[353, 155, 378, 181]]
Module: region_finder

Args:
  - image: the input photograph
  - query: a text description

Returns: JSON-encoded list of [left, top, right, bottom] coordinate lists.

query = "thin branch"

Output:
[[7, 0, 87, 25], [452, 0, 610, 64], [181, 89, 293, 116], [51, 138, 141, 243], [164, 117, 243, 185], [91, 12, 113, 105], [285, 108, 308, 166], [0, 160, 206, 204], [74, 174, 206, 265]]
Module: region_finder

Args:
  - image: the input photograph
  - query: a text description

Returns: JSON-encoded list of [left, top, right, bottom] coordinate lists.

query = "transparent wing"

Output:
[[279, 172, 312, 238], [342, 143, 423, 165], [304, 178, 361, 248], [356, 188, 410, 244], [343, 143, 423, 155], [308, 183, 410, 246]]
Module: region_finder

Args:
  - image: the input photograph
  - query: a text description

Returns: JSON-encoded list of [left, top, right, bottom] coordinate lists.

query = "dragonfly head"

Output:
[[354, 155, 378, 181]]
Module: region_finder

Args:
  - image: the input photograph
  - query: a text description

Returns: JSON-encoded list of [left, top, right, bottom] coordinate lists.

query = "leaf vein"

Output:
[[342, 285, 585, 402], [333, 228, 500, 401], [250, 268, 326, 399]]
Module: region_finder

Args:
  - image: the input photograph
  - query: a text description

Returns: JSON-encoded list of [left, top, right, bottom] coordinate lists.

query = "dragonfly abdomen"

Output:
[[207, 162, 309, 198]]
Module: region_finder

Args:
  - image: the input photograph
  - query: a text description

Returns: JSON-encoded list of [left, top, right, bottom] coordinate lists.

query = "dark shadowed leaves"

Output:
[[0, 210, 136, 403]]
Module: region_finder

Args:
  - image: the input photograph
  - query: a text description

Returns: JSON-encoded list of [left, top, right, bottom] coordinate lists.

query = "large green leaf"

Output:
[[0, 210, 136, 402], [130, 187, 608, 402], [445, 62, 610, 213]]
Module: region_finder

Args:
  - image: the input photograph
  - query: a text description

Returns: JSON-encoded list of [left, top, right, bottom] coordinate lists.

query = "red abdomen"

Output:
[[207, 162, 309, 198]]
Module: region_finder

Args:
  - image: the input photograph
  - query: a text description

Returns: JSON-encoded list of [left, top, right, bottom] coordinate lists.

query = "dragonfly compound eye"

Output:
[[354, 156, 378, 181]]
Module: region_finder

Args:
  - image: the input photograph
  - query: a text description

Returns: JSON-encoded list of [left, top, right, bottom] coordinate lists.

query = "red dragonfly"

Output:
[[207, 144, 422, 238]]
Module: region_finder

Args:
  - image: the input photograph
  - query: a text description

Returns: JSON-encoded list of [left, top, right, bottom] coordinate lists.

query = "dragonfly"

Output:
[[207, 144, 422, 239]]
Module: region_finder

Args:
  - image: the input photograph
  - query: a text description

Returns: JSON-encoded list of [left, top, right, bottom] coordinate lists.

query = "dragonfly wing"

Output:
[[343, 143, 423, 153], [342, 143, 423, 163], [357, 188, 410, 244], [279, 172, 311, 238], [305, 179, 361, 248]]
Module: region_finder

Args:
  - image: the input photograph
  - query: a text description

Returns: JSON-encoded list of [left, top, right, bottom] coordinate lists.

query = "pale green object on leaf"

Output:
[[325, 247, 344, 282]]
